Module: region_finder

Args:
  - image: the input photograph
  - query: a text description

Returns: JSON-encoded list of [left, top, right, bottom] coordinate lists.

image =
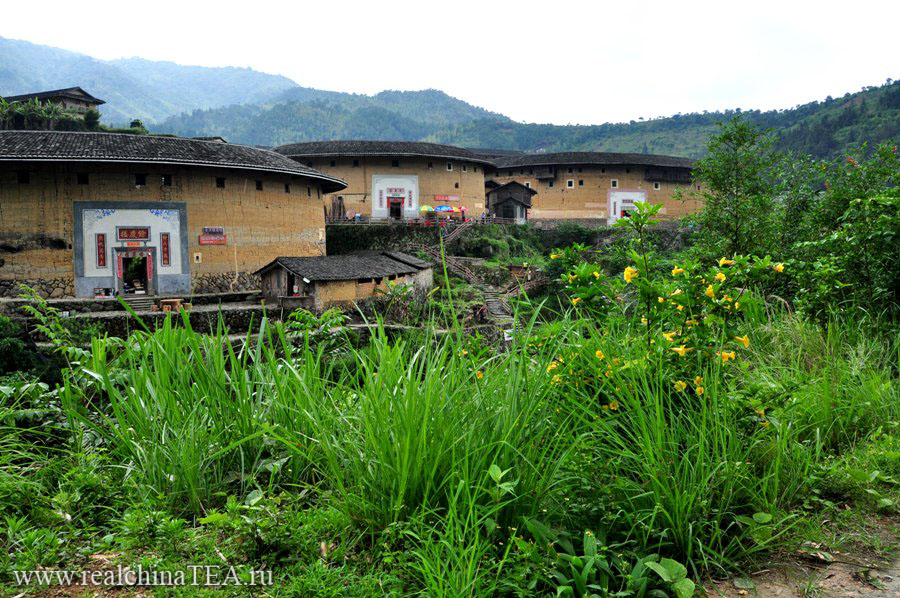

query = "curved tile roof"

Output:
[[494, 151, 695, 169], [0, 131, 348, 192], [275, 140, 495, 166]]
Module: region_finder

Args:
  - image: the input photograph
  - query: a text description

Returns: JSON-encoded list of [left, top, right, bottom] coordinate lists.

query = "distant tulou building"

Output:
[[276, 141, 493, 221], [0, 130, 346, 299], [487, 152, 699, 224]]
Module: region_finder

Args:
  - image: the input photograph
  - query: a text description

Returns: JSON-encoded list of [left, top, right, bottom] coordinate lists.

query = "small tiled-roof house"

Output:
[[3, 87, 106, 113], [486, 180, 536, 224], [255, 251, 433, 310]]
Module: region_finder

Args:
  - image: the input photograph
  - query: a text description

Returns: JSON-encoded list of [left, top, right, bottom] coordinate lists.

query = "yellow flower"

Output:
[[550, 254, 560, 260], [705, 284, 715, 298], [658, 296, 665, 303], [568, 274, 577, 283], [677, 304, 684, 311], [674, 380, 687, 392], [773, 263, 784, 273], [760, 420, 770, 428], [671, 346, 692, 357], [720, 351, 736, 363], [695, 386, 705, 396], [719, 257, 735, 267], [715, 272, 727, 282], [686, 318, 698, 326], [609, 400, 619, 411], [735, 335, 750, 348], [595, 350, 605, 360], [461, 349, 468, 356], [551, 374, 562, 384], [640, 317, 648, 325], [475, 370, 484, 380], [671, 266, 685, 276], [734, 302, 741, 310], [723, 295, 732, 302], [756, 408, 765, 417], [547, 361, 558, 373], [571, 297, 581, 306], [662, 331, 676, 342], [694, 376, 703, 386], [670, 288, 683, 296], [602, 404, 609, 411], [592, 271, 600, 279], [624, 266, 639, 283], [612, 357, 621, 366]]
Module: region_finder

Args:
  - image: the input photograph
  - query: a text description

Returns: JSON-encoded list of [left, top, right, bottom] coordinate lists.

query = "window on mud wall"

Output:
[[567, 179, 574, 188], [611, 179, 618, 188], [654, 182, 660, 190]]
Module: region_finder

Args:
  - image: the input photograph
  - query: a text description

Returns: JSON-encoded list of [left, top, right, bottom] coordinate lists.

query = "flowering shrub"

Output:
[[553, 203, 784, 402]]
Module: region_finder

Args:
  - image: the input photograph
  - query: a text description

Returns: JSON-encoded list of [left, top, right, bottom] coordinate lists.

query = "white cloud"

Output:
[[2, 0, 897, 125]]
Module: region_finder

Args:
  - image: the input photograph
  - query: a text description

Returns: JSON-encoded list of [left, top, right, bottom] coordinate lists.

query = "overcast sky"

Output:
[[3, 0, 898, 125]]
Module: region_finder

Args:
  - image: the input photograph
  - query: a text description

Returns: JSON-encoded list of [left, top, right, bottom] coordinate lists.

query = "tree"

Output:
[[683, 116, 781, 257], [84, 109, 100, 130]]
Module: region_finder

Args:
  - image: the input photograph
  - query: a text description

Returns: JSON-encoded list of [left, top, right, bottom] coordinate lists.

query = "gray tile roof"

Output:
[[495, 151, 695, 169], [3, 86, 106, 105], [0, 131, 348, 192], [275, 140, 495, 166], [255, 252, 431, 281]]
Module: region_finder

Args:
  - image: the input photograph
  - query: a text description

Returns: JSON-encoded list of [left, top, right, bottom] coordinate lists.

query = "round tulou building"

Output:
[[489, 152, 699, 224], [0, 131, 346, 298], [275, 140, 493, 221]]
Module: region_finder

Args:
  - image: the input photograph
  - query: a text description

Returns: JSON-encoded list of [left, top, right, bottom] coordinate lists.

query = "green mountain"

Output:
[[157, 79, 899, 158], [0, 37, 297, 124], [1, 36, 896, 158]]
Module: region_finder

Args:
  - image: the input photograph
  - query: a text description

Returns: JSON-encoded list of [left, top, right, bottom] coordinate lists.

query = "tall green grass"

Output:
[[45, 304, 898, 588]]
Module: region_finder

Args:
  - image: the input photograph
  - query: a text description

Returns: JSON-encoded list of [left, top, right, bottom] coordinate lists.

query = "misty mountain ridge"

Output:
[[1, 36, 897, 158]]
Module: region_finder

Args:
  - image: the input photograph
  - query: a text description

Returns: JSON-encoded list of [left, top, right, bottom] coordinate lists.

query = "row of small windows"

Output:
[[523, 178, 661, 191], [15, 172, 313, 194], [317, 159, 478, 173]]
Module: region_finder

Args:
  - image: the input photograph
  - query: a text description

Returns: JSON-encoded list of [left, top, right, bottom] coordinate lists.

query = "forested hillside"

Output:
[[0, 37, 297, 124], [158, 80, 900, 158], [2, 36, 896, 158]]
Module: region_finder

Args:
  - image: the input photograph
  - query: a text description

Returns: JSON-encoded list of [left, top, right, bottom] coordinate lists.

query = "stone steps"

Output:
[[123, 296, 155, 311]]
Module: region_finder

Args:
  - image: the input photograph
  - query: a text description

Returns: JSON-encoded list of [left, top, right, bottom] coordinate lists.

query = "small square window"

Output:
[[548, 180, 554, 188], [330, 160, 337, 167], [601, 168, 606, 174], [566, 179, 574, 188], [454, 182, 459, 188], [17, 171, 29, 184], [524, 181, 531, 188], [215, 177, 225, 188], [392, 160, 400, 168], [462, 164, 467, 172], [284, 183, 291, 194], [161, 174, 172, 186], [567, 167, 573, 174], [578, 179, 584, 187], [696, 184, 701, 190], [77, 173, 89, 185], [256, 180, 264, 191], [428, 161, 433, 168], [447, 162, 453, 171], [611, 179, 618, 188], [577, 168, 583, 173], [626, 168, 631, 174], [352, 159, 360, 167], [307, 187, 312, 197], [135, 174, 147, 187], [653, 182, 660, 190]]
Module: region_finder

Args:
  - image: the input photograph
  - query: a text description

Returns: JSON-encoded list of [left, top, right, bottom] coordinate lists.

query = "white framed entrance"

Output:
[[607, 190, 648, 224], [114, 246, 157, 295]]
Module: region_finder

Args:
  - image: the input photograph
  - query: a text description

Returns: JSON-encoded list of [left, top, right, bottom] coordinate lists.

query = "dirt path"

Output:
[[707, 555, 899, 597]]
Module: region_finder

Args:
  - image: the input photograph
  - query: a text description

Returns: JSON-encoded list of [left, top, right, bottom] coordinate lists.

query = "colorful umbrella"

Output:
[[450, 206, 461, 213], [419, 205, 434, 212], [435, 206, 453, 212]]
